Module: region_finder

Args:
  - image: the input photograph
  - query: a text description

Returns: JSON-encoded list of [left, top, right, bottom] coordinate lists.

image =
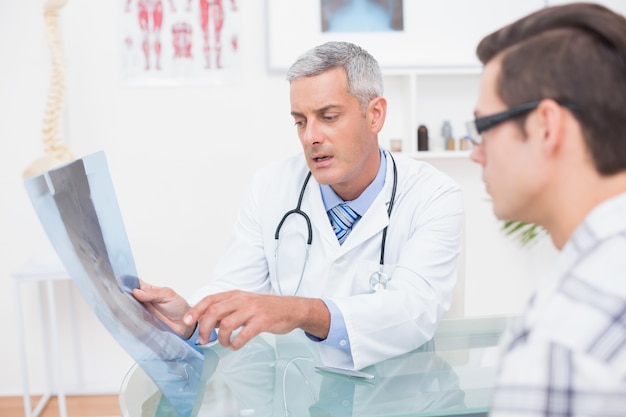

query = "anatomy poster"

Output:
[[121, 0, 241, 86]]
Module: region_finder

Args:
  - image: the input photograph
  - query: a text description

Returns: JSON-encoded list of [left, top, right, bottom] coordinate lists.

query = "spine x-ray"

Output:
[[24, 151, 215, 417]]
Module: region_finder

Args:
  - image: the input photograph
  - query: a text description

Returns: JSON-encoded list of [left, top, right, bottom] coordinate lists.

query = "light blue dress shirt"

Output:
[[309, 148, 387, 352]]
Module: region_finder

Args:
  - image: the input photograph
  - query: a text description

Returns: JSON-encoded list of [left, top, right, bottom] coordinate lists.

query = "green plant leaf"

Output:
[[501, 221, 545, 246]]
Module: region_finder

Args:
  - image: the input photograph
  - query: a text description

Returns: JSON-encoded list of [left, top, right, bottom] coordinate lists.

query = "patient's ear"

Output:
[[535, 99, 567, 156]]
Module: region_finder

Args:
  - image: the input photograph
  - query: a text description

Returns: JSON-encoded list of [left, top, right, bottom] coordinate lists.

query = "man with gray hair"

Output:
[[135, 41, 463, 370]]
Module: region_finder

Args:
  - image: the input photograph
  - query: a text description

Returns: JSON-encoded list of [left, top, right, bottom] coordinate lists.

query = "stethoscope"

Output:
[[274, 152, 398, 295]]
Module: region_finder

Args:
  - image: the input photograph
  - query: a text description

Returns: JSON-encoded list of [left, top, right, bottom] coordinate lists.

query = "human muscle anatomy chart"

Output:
[[193, 0, 238, 69], [126, 0, 176, 70], [121, 0, 241, 86]]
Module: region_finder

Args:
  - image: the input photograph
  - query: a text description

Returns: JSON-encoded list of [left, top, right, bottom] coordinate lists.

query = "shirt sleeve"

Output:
[[183, 324, 218, 351], [305, 299, 351, 353]]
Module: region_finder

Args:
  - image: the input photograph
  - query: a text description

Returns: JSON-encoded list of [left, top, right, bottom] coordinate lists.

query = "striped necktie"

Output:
[[328, 203, 360, 244]]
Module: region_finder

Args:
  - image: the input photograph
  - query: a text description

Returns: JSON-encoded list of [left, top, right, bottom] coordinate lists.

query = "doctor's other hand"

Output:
[[132, 279, 196, 339], [183, 290, 331, 349]]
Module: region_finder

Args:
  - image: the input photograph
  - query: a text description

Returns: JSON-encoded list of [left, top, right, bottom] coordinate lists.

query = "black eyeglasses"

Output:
[[466, 99, 577, 146]]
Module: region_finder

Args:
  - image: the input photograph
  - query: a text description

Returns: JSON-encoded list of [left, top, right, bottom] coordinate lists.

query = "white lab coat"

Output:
[[192, 150, 464, 370]]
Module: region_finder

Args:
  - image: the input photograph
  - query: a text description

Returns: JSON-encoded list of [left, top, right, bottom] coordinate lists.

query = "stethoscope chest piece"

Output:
[[369, 270, 390, 291]]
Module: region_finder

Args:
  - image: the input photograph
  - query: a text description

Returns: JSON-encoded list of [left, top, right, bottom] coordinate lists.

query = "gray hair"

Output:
[[286, 41, 383, 112]]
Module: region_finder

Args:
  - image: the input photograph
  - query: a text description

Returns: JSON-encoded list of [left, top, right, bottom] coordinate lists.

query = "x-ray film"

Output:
[[24, 151, 209, 417]]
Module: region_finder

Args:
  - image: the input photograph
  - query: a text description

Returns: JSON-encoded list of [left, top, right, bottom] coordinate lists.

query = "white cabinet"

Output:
[[378, 0, 626, 155], [375, 0, 553, 155], [381, 70, 481, 155], [375, 0, 626, 156]]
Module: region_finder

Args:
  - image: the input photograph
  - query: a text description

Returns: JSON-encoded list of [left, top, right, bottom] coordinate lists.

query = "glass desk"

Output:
[[119, 315, 516, 417]]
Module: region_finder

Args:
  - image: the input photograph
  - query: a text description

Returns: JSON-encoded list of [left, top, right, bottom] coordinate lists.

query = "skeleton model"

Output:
[[24, 0, 75, 179]]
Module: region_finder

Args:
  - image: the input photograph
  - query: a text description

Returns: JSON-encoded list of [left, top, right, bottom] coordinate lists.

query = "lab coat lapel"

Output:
[[343, 151, 395, 253], [303, 152, 395, 255], [305, 176, 343, 249], [341, 191, 389, 253]]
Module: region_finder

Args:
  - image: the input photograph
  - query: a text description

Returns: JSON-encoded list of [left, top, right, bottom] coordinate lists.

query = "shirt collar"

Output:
[[320, 148, 387, 216]]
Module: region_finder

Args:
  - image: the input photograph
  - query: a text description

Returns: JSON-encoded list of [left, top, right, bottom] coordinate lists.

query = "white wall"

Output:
[[0, 0, 565, 397]]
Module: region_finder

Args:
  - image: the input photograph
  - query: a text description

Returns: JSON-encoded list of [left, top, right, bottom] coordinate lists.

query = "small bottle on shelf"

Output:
[[441, 120, 455, 151], [390, 138, 403, 152], [417, 125, 429, 151], [459, 135, 470, 151]]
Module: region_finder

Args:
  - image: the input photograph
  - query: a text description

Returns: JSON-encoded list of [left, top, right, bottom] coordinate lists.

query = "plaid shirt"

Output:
[[490, 192, 626, 417]]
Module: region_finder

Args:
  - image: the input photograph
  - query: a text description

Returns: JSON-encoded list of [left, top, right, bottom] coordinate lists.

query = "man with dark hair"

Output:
[[467, 3, 626, 415]]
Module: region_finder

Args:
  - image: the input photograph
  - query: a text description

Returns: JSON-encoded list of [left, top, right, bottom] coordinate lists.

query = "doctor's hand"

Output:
[[132, 279, 197, 339], [183, 290, 331, 349]]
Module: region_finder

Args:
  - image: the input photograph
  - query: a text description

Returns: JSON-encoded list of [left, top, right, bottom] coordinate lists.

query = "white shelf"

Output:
[[401, 151, 472, 160], [382, 66, 482, 76]]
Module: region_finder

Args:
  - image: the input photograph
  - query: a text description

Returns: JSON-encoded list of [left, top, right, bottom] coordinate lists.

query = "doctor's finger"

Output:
[[184, 290, 243, 325], [131, 285, 161, 303], [137, 278, 149, 289], [229, 321, 263, 350], [137, 278, 161, 291], [196, 314, 220, 345], [134, 282, 177, 303], [216, 309, 259, 350], [183, 296, 211, 325], [193, 299, 240, 344]]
